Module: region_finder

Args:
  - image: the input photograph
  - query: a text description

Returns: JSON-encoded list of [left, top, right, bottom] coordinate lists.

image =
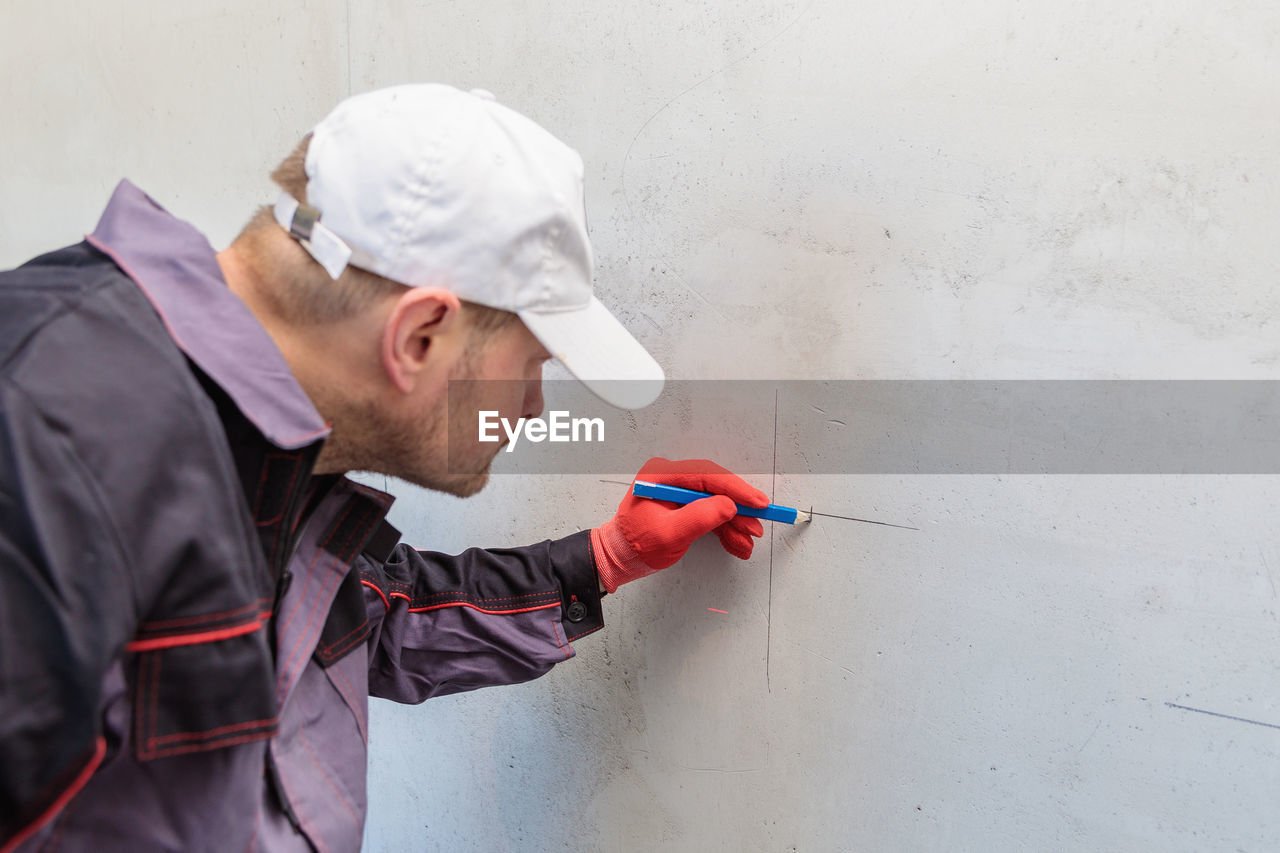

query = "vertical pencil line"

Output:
[[345, 0, 353, 97], [767, 388, 778, 692], [771, 387, 779, 504]]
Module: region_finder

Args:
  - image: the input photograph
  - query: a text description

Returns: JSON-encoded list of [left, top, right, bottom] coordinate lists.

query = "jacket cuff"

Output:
[[547, 530, 605, 641]]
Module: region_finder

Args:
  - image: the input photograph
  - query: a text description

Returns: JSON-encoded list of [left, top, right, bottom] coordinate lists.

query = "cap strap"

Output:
[[272, 193, 353, 280]]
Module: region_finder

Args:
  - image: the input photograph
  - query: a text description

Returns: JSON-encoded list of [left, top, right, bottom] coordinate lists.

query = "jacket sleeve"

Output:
[[0, 383, 124, 850], [359, 530, 605, 703], [0, 251, 279, 850]]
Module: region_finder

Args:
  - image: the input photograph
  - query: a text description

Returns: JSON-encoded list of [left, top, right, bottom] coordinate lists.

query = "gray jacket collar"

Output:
[[87, 180, 330, 450]]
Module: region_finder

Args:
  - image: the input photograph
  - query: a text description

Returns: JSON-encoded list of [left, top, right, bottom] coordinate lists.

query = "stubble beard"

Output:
[[355, 352, 498, 499]]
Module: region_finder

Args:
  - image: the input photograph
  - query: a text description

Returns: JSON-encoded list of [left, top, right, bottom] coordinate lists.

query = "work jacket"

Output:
[[0, 181, 605, 852]]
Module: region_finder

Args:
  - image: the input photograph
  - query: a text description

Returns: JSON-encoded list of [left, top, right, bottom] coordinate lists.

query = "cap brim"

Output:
[[519, 296, 665, 409]]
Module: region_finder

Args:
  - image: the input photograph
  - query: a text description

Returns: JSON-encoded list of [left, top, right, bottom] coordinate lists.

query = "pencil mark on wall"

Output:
[[345, 0, 353, 97], [767, 388, 778, 692], [1260, 547, 1277, 600], [788, 641, 856, 677], [1165, 702, 1280, 732], [674, 763, 765, 774], [619, 0, 819, 323], [622, 0, 818, 191], [1076, 721, 1102, 753]]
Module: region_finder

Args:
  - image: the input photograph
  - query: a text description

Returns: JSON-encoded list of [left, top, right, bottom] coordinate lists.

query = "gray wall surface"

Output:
[[3, 1, 1278, 850]]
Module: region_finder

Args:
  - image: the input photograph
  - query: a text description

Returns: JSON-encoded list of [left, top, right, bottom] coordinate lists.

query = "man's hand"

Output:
[[591, 458, 769, 593]]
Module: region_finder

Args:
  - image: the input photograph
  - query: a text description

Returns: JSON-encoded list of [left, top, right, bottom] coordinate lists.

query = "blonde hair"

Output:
[[234, 135, 515, 335]]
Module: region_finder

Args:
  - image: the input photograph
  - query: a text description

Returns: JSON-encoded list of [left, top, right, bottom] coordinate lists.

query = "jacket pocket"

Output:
[[129, 621, 277, 761]]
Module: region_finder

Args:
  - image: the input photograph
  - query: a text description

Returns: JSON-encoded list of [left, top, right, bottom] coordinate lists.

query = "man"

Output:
[[0, 83, 767, 851]]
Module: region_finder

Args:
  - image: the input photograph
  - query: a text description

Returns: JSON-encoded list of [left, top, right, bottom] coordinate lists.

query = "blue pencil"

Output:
[[632, 480, 810, 524]]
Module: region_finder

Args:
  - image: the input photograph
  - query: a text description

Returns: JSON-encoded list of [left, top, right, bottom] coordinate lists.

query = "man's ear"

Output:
[[381, 287, 463, 394]]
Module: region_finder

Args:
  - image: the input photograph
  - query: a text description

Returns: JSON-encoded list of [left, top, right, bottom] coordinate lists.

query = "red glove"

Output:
[[591, 458, 769, 593]]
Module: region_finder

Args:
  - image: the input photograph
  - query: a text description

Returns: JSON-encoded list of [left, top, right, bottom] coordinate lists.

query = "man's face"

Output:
[[441, 319, 551, 495], [379, 316, 550, 497]]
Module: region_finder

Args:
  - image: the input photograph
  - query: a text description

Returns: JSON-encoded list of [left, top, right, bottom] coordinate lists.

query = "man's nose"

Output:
[[522, 378, 544, 421]]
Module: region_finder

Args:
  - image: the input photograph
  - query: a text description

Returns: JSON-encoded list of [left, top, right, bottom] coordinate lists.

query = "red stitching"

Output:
[[146, 650, 162, 758], [326, 498, 381, 563], [133, 653, 145, 761], [319, 612, 371, 651], [276, 502, 355, 653], [550, 617, 570, 660], [138, 597, 272, 630], [279, 423, 331, 448], [361, 579, 390, 612], [44, 800, 72, 853], [126, 618, 264, 652], [390, 595, 562, 617], [297, 726, 359, 824], [402, 591, 560, 607], [409, 596, 560, 612], [133, 652, 153, 760], [252, 454, 275, 521], [276, 552, 349, 705], [319, 629, 370, 661], [301, 821, 331, 853], [317, 629, 369, 662], [0, 736, 106, 853], [84, 233, 186, 349], [265, 456, 302, 565], [276, 560, 338, 704], [411, 596, 560, 609], [327, 664, 368, 744], [412, 589, 562, 604], [245, 801, 261, 853], [147, 723, 277, 754], [144, 727, 275, 759], [347, 480, 394, 508], [83, 233, 331, 451], [566, 625, 596, 642], [279, 499, 372, 670], [412, 591, 563, 604], [274, 767, 330, 853], [253, 453, 299, 526], [148, 715, 280, 745]]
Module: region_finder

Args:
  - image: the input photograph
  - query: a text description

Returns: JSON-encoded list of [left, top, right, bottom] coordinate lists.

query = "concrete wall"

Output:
[[4, 1, 1278, 850]]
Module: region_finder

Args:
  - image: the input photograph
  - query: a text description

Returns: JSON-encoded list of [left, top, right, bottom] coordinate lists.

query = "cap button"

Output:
[[470, 88, 497, 101]]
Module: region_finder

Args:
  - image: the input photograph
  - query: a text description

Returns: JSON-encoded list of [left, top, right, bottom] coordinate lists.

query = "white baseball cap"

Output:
[[273, 83, 664, 410]]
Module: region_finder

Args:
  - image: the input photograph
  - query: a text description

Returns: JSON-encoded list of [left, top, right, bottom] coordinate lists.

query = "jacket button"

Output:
[[566, 601, 587, 623]]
